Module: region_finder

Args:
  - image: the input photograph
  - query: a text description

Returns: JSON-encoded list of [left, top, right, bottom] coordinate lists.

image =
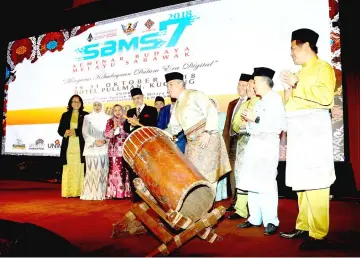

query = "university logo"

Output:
[[144, 19, 155, 31], [87, 33, 93, 42], [29, 138, 45, 150], [12, 139, 25, 149], [121, 22, 138, 35], [48, 139, 61, 149]]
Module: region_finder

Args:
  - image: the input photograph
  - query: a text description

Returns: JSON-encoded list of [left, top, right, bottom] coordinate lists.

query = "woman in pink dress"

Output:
[[104, 104, 131, 199]]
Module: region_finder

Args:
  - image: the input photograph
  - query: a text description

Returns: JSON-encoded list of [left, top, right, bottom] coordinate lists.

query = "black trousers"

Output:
[[124, 159, 142, 203]]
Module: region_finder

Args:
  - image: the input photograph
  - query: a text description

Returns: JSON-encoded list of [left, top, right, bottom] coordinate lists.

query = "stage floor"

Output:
[[0, 180, 359, 257]]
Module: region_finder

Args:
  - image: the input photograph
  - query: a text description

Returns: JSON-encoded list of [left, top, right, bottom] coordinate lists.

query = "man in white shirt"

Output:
[[164, 72, 231, 193], [236, 67, 286, 236]]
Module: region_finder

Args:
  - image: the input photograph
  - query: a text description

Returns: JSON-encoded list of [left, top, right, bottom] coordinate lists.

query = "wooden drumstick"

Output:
[[123, 114, 144, 127]]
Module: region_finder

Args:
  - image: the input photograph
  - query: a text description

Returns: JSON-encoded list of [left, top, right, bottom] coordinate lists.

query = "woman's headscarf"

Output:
[[112, 104, 127, 123], [87, 100, 110, 131]]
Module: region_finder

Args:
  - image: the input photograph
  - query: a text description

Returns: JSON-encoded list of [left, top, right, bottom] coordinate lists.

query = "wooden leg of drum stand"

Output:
[[131, 202, 174, 244], [134, 181, 193, 230], [147, 206, 226, 257], [135, 179, 221, 238], [197, 227, 222, 243], [195, 206, 225, 243], [111, 210, 148, 238]]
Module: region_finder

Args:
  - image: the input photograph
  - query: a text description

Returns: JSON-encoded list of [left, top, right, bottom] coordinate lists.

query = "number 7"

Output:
[[159, 17, 194, 47]]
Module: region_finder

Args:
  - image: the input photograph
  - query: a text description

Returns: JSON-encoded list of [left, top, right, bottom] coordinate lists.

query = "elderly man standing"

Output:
[[124, 88, 158, 202], [163, 72, 231, 193], [223, 74, 251, 211], [228, 78, 260, 221], [279, 28, 336, 250], [124, 88, 158, 133], [236, 67, 286, 236]]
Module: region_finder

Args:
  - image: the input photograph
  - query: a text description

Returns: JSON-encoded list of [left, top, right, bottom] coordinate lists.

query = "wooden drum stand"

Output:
[[111, 125, 225, 256]]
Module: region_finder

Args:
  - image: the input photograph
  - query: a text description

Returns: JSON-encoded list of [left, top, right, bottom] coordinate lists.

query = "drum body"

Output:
[[123, 127, 214, 221]]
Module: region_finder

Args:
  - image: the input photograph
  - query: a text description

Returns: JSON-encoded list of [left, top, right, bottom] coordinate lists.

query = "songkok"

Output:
[[130, 87, 143, 97], [253, 67, 275, 79], [291, 28, 319, 45], [155, 96, 165, 103], [239, 73, 253, 82], [165, 72, 184, 82]]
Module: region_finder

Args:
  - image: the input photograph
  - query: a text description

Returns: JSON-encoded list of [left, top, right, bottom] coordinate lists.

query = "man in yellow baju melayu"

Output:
[[279, 28, 336, 250], [228, 79, 260, 222]]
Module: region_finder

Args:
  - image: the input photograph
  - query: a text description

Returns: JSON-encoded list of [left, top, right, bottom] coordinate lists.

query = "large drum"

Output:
[[123, 127, 215, 222]]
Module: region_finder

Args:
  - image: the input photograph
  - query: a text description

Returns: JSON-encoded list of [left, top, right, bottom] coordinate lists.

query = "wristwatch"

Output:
[[255, 116, 260, 124]]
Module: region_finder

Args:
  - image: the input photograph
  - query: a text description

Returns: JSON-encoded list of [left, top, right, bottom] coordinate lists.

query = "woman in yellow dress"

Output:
[[57, 95, 89, 197]]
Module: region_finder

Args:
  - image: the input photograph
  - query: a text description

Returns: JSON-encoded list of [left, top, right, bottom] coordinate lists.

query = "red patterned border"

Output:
[[329, 0, 342, 94], [2, 24, 95, 136]]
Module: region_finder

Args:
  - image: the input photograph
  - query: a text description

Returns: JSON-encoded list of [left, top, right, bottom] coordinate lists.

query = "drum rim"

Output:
[[122, 126, 163, 165]]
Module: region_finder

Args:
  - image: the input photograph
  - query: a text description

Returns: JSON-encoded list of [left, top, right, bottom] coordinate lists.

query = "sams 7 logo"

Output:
[[76, 11, 198, 61]]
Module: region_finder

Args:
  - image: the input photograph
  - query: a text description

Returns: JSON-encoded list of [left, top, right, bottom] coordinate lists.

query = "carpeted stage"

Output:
[[0, 180, 359, 257]]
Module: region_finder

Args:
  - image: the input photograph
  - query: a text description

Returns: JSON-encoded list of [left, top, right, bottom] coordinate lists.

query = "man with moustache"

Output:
[[228, 77, 260, 221], [279, 28, 336, 250], [124, 87, 158, 202], [124, 88, 158, 133]]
